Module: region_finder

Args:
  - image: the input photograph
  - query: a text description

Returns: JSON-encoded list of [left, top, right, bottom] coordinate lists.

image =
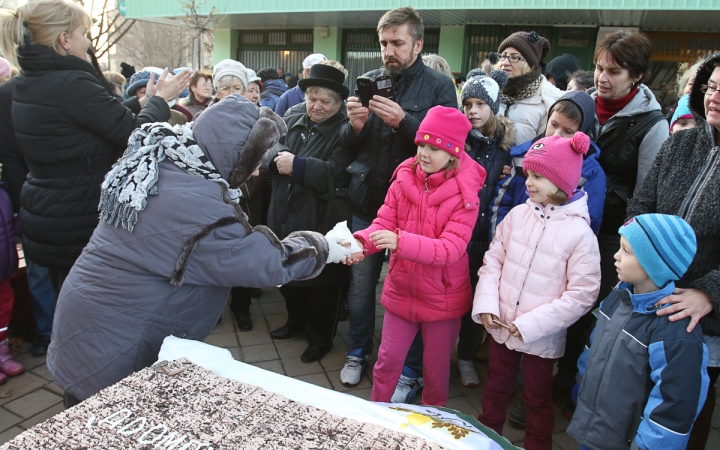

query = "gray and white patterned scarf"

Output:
[[99, 122, 241, 233]]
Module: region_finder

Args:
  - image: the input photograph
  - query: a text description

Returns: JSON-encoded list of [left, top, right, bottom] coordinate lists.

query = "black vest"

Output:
[[597, 110, 665, 234]]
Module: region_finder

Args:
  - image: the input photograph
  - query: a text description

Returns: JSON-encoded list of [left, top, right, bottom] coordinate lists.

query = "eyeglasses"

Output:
[[701, 84, 718, 96], [499, 53, 526, 64], [196, 82, 212, 88], [217, 86, 244, 94]]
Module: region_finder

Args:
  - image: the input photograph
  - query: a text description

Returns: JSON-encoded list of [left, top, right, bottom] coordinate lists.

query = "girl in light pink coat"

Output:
[[472, 132, 600, 450], [353, 106, 486, 406]]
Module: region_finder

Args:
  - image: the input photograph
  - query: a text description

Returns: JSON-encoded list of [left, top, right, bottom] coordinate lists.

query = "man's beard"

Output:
[[383, 57, 407, 77]]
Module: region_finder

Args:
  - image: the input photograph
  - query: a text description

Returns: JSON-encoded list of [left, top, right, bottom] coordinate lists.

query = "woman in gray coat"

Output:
[[47, 95, 351, 407]]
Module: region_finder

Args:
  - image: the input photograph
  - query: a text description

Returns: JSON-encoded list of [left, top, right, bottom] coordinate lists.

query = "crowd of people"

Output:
[[0, 1, 719, 449]]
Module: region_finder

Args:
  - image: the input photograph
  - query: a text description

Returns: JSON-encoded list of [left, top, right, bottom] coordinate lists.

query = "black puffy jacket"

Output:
[[465, 117, 515, 284], [339, 57, 458, 220], [264, 110, 354, 285], [13, 45, 170, 269]]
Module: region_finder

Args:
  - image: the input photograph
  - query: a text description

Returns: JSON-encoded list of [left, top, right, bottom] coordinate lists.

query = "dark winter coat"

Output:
[[12, 44, 170, 269], [568, 283, 709, 450], [627, 120, 720, 336], [47, 98, 329, 400], [465, 116, 515, 283], [264, 109, 353, 285], [339, 57, 458, 220]]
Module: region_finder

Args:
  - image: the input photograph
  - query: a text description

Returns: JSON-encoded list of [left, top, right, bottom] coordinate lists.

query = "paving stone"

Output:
[[319, 351, 347, 372], [264, 313, 287, 330], [282, 356, 324, 377], [0, 408, 23, 432], [275, 339, 308, 358], [4, 389, 62, 419], [260, 301, 287, 315], [241, 343, 278, 363], [345, 387, 372, 401], [30, 364, 53, 382], [444, 396, 480, 418], [327, 370, 372, 392], [203, 331, 239, 348], [237, 328, 273, 346], [249, 303, 264, 318], [211, 316, 237, 333], [552, 430, 580, 450], [295, 373, 333, 390], [19, 403, 65, 430], [251, 359, 285, 375], [0, 373, 50, 406], [228, 347, 244, 362], [0, 426, 23, 444], [14, 354, 47, 371], [43, 382, 64, 397]]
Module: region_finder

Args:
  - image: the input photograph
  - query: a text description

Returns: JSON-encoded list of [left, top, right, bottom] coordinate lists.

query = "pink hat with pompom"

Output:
[[523, 132, 590, 196]]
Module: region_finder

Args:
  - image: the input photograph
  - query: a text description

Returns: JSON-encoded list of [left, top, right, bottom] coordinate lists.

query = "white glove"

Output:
[[326, 237, 351, 264]]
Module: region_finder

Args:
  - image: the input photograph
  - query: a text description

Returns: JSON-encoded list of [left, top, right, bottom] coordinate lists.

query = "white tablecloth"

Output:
[[158, 335, 520, 450]]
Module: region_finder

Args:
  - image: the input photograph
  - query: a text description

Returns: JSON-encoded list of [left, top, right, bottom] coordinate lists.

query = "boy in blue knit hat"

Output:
[[567, 214, 709, 450]]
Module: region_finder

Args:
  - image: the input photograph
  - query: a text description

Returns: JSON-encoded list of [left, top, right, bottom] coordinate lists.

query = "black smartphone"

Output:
[[355, 75, 396, 107]]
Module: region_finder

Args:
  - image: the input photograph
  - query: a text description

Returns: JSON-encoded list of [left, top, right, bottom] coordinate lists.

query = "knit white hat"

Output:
[[212, 59, 249, 90]]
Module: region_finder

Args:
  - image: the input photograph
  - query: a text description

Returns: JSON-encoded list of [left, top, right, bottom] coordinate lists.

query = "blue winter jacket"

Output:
[[274, 85, 305, 117], [260, 79, 288, 110], [490, 138, 606, 235], [568, 282, 709, 450]]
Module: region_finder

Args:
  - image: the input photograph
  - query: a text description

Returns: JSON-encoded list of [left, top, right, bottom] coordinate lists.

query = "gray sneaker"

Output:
[[340, 349, 369, 386], [391, 366, 424, 403]]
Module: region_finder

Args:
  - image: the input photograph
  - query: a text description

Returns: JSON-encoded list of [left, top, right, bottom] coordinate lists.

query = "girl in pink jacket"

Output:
[[472, 132, 601, 450], [353, 106, 486, 406]]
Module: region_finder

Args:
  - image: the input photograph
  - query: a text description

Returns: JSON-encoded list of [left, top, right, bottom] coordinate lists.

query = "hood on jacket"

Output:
[[263, 78, 289, 94], [587, 84, 662, 118], [689, 51, 720, 121], [496, 115, 516, 151], [193, 94, 286, 187], [549, 90, 596, 134]]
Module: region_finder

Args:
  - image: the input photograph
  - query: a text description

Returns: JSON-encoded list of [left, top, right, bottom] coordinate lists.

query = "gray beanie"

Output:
[[461, 69, 509, 114], [212, 59, 249, 91]]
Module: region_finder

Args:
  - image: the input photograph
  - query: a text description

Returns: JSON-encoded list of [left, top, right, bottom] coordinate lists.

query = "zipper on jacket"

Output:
[[678, 145, 719, 221], [580, 298, 635, 443], [409, 175, 430, 320]]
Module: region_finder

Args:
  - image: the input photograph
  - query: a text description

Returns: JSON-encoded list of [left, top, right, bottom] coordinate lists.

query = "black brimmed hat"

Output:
[[298, 64, 349, 100]]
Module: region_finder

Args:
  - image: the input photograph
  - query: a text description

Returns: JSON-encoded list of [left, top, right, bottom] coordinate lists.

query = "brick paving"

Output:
[[2, 266, 719, 448]]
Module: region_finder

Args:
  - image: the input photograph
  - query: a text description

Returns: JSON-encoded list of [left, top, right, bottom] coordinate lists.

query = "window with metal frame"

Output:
[[236, 30, 314, 79]]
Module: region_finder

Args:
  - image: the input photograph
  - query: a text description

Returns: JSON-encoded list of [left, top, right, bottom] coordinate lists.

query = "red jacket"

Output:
[[354, 155, 486, 322]]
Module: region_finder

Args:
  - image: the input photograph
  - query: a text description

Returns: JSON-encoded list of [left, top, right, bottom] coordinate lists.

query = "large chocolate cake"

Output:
[[0, 358, 446, 449]]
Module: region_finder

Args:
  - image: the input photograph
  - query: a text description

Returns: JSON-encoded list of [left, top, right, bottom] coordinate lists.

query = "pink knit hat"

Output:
[[523, 132, 590, 196], [414, 106, 472, 159]]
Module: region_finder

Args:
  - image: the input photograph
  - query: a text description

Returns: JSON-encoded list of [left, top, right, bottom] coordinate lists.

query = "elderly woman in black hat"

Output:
[[263, 61, 354, 363], [496, 30, 564, 144]]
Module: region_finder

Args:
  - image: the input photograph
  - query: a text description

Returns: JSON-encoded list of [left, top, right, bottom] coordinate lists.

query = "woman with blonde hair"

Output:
[[0, 0, 191, 294]]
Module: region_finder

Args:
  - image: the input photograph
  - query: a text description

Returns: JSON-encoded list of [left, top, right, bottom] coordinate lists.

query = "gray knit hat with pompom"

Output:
[[461, 68, 508, 114]]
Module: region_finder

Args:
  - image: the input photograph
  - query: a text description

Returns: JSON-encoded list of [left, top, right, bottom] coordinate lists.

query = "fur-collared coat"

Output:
[[47, 97, 329, 400]]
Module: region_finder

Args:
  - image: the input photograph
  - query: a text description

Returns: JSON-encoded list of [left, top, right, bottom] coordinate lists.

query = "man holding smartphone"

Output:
[[339, 6, 457, 389]]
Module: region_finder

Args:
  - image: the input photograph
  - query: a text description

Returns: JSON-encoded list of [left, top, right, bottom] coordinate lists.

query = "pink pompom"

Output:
[[571, 132, 590, 155]]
